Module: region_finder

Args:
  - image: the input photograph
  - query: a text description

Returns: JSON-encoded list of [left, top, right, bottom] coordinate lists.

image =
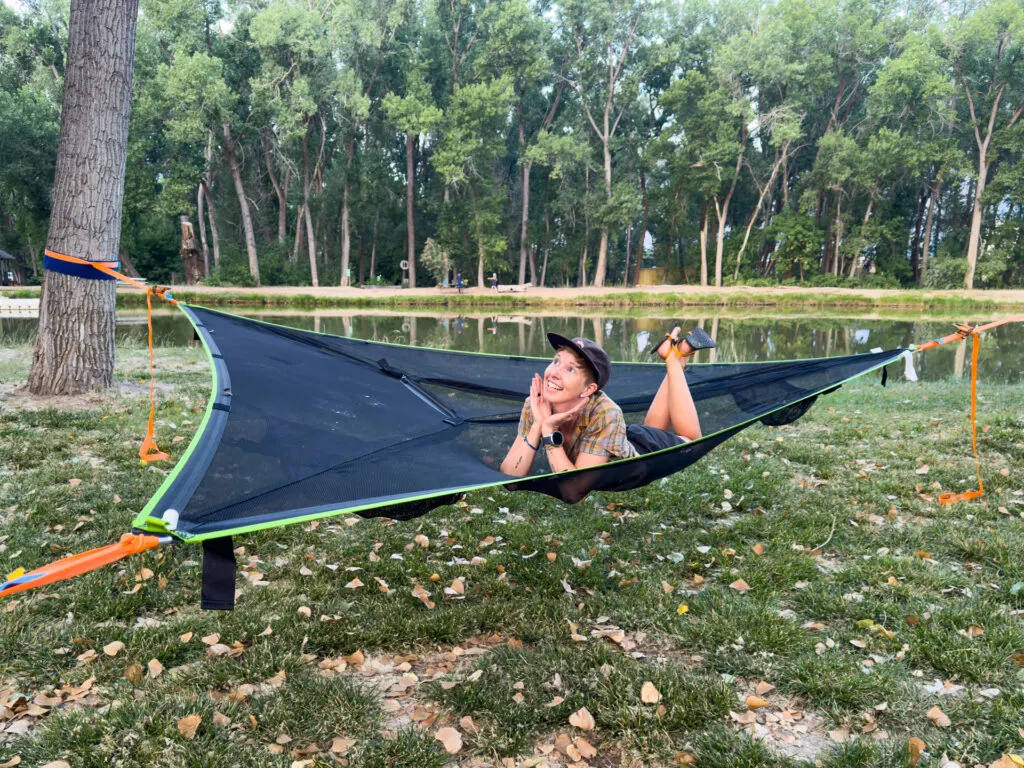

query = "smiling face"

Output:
[[544, 347, 598, 410]]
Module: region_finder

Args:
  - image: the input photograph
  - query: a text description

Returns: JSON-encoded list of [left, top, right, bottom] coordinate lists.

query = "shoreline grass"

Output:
[[3, 284, 1019, 313], [1, 343, 1022, 767]]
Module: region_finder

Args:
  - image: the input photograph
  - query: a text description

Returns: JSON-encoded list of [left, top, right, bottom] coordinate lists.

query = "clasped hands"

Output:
[[529, 373, 587, 439]]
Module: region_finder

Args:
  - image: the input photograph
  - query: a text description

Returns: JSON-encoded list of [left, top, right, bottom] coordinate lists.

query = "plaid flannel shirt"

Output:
[[518, 390, 637, 463]]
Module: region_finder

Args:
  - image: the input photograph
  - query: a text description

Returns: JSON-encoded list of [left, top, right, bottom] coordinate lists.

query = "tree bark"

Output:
[[964, 157, 987, 289], [631, 168, 648, 286], [264, 133, 288, 245], [919, 173, 941, 286], [540, 212, 551, 287], [179, 215, 203, 283], [196, 182, 209, 275], [223, 123, 260, 284], [292, 203, 304, 264], [698, 203, 709, 287], [369, 206, 379, 282], [200, 179, 220, 270], [29, 0, 139, 395], [340, 136, 355, 286], [519, 159, 532, 285], [406, 133, 417, 288], [302, 133, 319, 287]]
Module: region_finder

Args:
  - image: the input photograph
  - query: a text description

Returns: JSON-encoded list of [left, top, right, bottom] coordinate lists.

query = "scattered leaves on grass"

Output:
[[729, 579, 750, 593], [569, 707, 595, 730], [753, 543, 765, 555], [445, 578, 465, 596], [297, 606, 311, 618], [676, 603, 689, 615], [329, 738, 356, 755], [434, 727, 462, 754], [414, 534, 429, 548], [146, 658, 163, 678], [926, 706, 951, 728], [345, 577, 364, 589], [755, 681, 775, 696]]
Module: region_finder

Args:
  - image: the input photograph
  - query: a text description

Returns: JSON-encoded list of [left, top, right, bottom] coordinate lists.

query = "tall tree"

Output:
[[945, 0, 1024, 288], [29, 0, 139, 394]]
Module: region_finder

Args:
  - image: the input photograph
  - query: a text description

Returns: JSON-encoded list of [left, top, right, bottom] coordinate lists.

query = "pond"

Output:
[[1, 307, 1019, 383]]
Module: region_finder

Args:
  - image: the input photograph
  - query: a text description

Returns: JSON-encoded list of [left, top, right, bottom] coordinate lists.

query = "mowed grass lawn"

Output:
[[1, 342, 1022, 768]]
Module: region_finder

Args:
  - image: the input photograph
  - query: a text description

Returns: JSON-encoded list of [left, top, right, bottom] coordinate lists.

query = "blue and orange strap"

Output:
[[44, 249, 176, 462]]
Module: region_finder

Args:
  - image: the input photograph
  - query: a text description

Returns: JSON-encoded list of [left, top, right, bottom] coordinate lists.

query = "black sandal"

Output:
[[677, 327, 717, 355]]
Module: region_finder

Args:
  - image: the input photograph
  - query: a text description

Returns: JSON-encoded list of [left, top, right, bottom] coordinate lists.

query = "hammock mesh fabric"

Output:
[[134, 306, 906, 546]]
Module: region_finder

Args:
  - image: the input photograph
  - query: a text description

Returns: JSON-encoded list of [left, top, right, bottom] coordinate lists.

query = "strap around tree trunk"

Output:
[[43, 249, 120, 280]]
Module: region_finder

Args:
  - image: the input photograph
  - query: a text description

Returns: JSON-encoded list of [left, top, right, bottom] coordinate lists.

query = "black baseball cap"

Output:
[[547, 333, 611, 390]]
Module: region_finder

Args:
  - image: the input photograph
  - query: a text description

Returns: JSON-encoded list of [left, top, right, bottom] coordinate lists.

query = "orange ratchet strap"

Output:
[[44, 249, 176, 463], [913, 314, 1024, 504], [1, 533, 163, 598]]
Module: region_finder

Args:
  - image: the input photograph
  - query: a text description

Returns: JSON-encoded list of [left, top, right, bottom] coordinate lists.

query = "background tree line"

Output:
[[2, 0, 1023, 291]]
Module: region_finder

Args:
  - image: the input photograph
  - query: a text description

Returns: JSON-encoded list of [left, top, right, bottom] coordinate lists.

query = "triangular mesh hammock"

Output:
[[134, 306, 906, 540]]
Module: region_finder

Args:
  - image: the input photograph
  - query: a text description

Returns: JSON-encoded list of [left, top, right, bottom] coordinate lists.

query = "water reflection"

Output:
[[1, 309, 1019, 383]]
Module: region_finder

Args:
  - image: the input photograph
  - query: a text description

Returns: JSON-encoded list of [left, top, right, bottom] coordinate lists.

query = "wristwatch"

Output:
[[541, 431, 564, 449]]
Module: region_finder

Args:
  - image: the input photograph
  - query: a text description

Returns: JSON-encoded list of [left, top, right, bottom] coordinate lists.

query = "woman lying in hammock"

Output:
[[499, 325, 716, 477]]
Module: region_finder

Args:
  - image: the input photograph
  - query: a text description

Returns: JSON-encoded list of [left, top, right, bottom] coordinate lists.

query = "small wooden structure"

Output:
[[637, 267, 666, 286], [0, 249, 25, 286]]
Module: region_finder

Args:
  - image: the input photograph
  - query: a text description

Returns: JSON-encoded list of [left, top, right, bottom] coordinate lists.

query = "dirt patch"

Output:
[[730, 681, 836, 762]]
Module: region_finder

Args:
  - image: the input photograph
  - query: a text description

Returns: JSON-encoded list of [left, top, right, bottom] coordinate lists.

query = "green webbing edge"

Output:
[[131, 302, 910, 543], [131, 303, 219, 538]]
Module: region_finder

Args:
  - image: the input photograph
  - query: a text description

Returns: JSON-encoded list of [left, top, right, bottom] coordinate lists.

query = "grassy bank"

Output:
[[1, 345, 1023, 767], [3, 284, 1019, 313]]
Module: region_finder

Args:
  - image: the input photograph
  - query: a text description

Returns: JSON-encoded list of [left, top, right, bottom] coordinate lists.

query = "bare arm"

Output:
[[500, 421, 544, 476]]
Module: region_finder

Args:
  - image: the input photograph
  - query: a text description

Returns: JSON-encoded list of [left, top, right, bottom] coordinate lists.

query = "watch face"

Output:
[[545, 430, 563, 447]]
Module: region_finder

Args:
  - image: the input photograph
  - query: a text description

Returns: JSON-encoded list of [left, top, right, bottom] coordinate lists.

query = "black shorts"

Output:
[[626, 424, 686, 455]]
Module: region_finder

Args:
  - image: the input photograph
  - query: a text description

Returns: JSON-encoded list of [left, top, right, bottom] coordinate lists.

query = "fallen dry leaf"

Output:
[[569, 707, 595, 731], [730, 579, 751, 593], [297, 606, 311, 618], [39, 763, 70, 768], [177, 714, 202, 740], [435, 727, 462, 754], [0, 758, 21, 768], [329, 737, 356, 755], [147, 658, 163, 678], [640, 681, 661, 704], [102, 641, 125, 657], [745, 695, 771, 710], [753, 543, 765, 556], [908, 737, 925, 766], [755, 681, 775, 696], [414, 534, 429, 548], [213, 712, 232, 727], [990, 755, 1024, 768], [345, 578, 364, 589], [926, 706, 951, 728], [577, 737, 598, 758]]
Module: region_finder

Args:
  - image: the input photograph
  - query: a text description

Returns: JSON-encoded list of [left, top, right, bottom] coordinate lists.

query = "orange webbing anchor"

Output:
[[0, 533, 163, 598], [43, 249, 177, 463], [938, 331, 984, 505]]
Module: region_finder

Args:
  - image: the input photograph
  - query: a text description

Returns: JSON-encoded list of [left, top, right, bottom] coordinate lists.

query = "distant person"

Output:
[[490, 273, 499, 290], [456, 272, 465, 294]]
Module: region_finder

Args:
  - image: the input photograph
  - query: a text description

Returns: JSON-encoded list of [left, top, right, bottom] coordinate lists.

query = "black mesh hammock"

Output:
[[116, 306, 905, 608], [0, 304, 908, 609]]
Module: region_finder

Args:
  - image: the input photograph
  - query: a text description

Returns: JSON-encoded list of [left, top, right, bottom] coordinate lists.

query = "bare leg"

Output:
[[644, 340, 702, 440]]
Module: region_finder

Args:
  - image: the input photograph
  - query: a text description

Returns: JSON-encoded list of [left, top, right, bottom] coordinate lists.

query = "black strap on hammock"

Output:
[[201, 536, 236, 610]]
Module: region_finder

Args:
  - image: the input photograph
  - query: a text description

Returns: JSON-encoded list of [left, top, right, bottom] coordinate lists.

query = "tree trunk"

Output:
[[200, 179, 220, 270], [540, 212, 551, 287], [369, 206, 379, 282], [264, 134, 288, 244], [832, 192, 843, 276], [292, 203, 304, 264], [964, 158, 987, 289], [698, 203, 709, 287], [29, 0, 139, 395], [919, 173, 941, 286], [519, 159, 532, 285], [593, 139, 612, 287], [223, 124, 260, 284], [302, 133, 319, 287], [850, 186, 876, 279], [340, 136, 354, 286], [196, 182, 209, 275], [179, 215, 203, 283], [406, 133, 417, 288], [631, 168, 648, 286], [734, 149, 785, 281]]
